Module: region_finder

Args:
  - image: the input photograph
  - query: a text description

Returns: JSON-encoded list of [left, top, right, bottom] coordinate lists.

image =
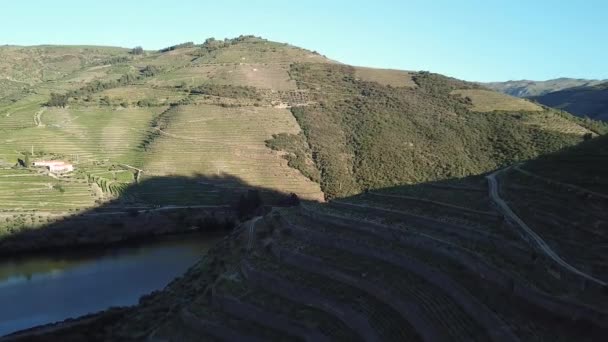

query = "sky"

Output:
[[1, 0, 606, 82]]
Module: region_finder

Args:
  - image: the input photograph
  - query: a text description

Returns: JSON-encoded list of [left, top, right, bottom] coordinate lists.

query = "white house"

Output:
[[33, 160, 74, 173]]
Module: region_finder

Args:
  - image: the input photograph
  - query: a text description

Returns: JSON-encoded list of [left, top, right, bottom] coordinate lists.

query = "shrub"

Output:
[[159, 42, 195, 53], [140, 65, 161, 77], [130, 46, 144, 55], [47, 93, 68, 107], [52, 184, 65, 193], [106, 56, 131, 64]]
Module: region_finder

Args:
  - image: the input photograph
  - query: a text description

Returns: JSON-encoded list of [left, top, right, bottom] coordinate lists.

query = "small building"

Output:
[[33, 160, 74, 173]]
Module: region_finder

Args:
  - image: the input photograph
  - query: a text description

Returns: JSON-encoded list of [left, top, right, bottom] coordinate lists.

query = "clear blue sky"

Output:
[[2, 0, 606, 82]]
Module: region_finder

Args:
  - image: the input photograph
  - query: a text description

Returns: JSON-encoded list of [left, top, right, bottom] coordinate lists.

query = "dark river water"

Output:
[[0, 234, 221, 337]]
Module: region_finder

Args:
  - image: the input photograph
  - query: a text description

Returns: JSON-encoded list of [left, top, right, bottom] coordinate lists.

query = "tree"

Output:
[[47, 93, 68, 107], [130, 46, 144, 55], [100, 96, 111, 106], [140, 65, 160, 77]]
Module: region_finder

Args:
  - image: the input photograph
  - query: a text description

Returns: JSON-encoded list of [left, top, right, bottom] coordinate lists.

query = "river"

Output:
[[0, 234, 221, 337]]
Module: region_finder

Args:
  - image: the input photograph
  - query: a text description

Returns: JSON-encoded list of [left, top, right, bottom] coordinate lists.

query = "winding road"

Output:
[[486, 168, 606, 287]]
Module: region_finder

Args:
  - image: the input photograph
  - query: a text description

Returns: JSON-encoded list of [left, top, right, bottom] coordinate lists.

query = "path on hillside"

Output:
[[486, 168, 607, 286], [311, 202, 477, 253], [513, 165, 608, 200], [33, 107, 46, 127], [246, 216, 262, 251], [367, 191, 499, 217]]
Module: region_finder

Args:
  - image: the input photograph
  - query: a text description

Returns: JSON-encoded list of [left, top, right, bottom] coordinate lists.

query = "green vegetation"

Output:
[[190, 83, 261, 100], [159, 42, 195, 53], [130, 46, 144, 55], [288, 63, 591, 198], [265, 132, 321, 183], [47, 92, 68, 107], [0, 36, 330, 234]]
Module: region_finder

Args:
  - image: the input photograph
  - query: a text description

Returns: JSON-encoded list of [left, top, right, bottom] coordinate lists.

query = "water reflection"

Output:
[[0, 234, 220, 336]]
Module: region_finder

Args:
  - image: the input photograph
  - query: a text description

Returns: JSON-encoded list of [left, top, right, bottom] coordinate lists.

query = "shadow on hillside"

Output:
[[3, 142, 608, 340], [0, 173, 302, 257], [3, 133, 606, 259]]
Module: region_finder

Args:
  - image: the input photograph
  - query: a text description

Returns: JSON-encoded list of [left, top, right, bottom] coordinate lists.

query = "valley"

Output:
[[0, 36, 606, 341]]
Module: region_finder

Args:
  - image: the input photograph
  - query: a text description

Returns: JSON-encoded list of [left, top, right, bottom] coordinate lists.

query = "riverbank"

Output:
[[1, 308, 129, 341], [0, 207, 236, 257], [0, 232, 225, 337]]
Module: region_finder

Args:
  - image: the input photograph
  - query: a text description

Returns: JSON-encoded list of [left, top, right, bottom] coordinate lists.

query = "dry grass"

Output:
[[99, 86, 187, 104], [523, 111, 593, 136], [452, 89, 543, 112], [0, 106, 161, 165], [354, 67, 417, 87], [151, 63, 297, 90], [143, 104, 324, 201]]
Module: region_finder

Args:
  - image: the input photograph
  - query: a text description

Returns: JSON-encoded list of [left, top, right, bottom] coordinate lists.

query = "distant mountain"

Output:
[[530, 82, 608, 121], [485, 78, 608, 121], [484, 78, 606, 97]]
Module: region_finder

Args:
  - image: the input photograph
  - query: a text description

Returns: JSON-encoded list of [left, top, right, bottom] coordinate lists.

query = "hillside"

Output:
[[8, 136, 608, 341], [1, 35, 605, 238], [1, 36, 608, 341], [283, 65, 601, 198], [484, 78, 606, 97], [529, 82, 608, 121]]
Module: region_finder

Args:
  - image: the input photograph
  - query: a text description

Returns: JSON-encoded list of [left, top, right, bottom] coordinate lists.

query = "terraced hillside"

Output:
[[497, 135, 608, 282], [0, 36, 330, 235], [15, 135, 608, 341], [1, 36, 607, 341]]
